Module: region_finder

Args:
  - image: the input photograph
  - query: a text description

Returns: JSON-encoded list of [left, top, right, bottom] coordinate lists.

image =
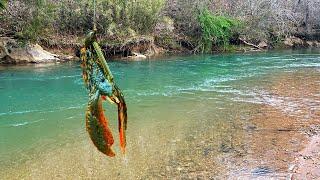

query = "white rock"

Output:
[[0, 37, 62, 64], [27, 44, 58, 62], [127, 52, 147, 60]]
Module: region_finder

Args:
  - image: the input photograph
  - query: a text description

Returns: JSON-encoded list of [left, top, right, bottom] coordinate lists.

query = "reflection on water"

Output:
[[0, 50, 319, 179]]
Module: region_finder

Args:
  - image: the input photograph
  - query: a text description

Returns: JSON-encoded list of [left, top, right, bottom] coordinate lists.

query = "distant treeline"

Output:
[[0, 0, 319, 52]]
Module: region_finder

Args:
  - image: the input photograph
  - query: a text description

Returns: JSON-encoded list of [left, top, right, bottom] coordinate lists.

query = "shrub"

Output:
[[20, 0, 56, 42], [127, 0, 165, 34], [0, 0, 7, 9], [1, 0, 165, 42], [198, 9, 240, 53]]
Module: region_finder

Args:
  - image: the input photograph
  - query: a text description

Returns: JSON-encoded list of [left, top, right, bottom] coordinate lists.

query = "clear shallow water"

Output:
[[0, 49, 319, 179]]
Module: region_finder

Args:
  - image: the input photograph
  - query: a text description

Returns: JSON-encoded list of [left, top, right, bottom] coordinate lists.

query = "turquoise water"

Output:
[[0, 50, 319, 178]]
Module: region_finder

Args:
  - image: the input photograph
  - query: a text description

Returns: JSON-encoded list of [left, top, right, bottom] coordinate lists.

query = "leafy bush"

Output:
[[127, 0, 165, 34], [1, 0, 165, 43], [198, 9, 241, 53], [0, 0, 7, 9], [19, 0, 56, 42]]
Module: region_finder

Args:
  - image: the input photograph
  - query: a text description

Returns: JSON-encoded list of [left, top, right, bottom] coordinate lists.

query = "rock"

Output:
[[56, 54, 76, 61], [289, 164, 296, 171], [26, 44, 58, 63], [0, 37, 16, 59], [258, 41, 268, 49], [306, 41, 314, 47], [126, 52, 147, 60], [0, 37, 59, 64], [283, 38, 294, 47], [283, 36, 305, 47], [165, 166, 171, 171], [4, 46, 34, 63], [251, 166, 273, 176]]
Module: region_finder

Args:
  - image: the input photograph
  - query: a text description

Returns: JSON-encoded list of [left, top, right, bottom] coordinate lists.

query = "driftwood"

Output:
[[239, 38, 261, 50]]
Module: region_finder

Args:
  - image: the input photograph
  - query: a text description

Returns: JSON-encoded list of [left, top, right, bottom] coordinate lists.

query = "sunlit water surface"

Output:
[[0, 49, 319, 179]]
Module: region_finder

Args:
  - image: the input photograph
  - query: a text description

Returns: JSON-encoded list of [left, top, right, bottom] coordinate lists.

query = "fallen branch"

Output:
[[239, 38, 261, 50]]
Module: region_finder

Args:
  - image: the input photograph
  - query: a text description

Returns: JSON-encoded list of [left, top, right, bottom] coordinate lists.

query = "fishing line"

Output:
[[93, 0, 97, 31]]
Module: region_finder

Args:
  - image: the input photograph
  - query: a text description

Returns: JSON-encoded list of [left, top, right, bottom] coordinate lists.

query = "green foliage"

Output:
[[198, 9, 241, 53], [217, 44, 239, 52], [1, 0, 165, 42], [0, 0, 7, 9], [127, 0, 165, 34], [56, 1, 92, 35], [155, 33, 179, 50], [20, 0, 56, 42], [96, 0, 165, 37]]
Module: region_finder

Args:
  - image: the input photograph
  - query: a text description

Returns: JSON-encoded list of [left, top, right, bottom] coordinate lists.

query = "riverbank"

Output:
[[2, 0, 320, 64], [1, 35, 320, 64]]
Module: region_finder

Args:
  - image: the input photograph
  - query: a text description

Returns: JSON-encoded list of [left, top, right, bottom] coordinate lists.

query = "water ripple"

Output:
[[0, 104, 85, 117], [1, 118, 46, 128]]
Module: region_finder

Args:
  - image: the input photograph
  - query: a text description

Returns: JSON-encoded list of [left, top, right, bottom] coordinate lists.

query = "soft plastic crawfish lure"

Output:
[[80, 31, 127, 157]]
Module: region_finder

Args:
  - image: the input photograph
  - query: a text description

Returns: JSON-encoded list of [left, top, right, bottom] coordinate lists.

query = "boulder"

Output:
[[126, 52, 147, 60], [26, 44, 58, 63], [306, 41, 320, 48], [258, 41, 268, 49], [283, 36, 305, 47], [0, 37, 59, 64], [306, 41, 314, 47]]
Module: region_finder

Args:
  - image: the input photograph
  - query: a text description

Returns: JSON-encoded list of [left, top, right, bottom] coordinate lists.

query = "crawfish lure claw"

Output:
[[81, 31, 127, 157]]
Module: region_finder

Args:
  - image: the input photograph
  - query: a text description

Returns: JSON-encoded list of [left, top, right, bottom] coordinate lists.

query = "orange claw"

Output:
[[118, 99, 127, 154], [110, 85, 127, 154], [86, 96, 115, 157], [86, 92, 127, 157]]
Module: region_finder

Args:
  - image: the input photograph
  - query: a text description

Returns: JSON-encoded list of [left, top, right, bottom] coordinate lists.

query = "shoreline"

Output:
[[1, 35, 320, 65], [0, 47, 319, 66]]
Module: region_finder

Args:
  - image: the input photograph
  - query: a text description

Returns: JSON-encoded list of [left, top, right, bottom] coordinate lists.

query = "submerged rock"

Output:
[[0, 37, 62, 64], [252, 166, 273, 176]]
